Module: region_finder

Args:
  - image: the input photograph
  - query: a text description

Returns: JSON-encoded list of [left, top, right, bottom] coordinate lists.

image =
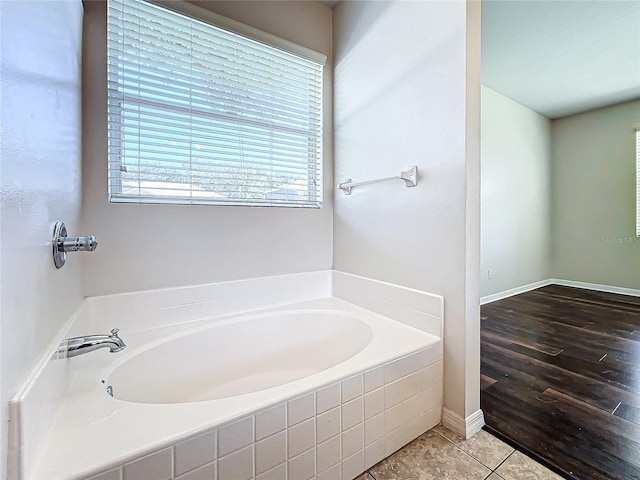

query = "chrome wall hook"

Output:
[[52, 221, 98, 269]]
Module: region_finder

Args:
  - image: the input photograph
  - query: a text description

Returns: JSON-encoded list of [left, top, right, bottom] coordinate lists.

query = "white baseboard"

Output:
[[551, 278, 640, 298], [481, 278, 640, 305], [480, 279, 553, 305], [441, 407, 485, 439]]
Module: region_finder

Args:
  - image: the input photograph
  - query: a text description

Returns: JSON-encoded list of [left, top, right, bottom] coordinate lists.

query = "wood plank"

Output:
[[481, 285, 640, 480], [480, 373, 497, 390], [481, 340, 622, 412]]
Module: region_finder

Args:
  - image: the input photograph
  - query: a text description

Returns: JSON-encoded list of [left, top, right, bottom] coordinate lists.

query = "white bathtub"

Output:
[[19, 273, 444, 480], [109, 310, 373, 404]]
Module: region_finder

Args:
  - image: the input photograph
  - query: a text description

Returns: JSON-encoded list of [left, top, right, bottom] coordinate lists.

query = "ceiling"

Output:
[[317, 0, 340, 8], [482, 0, 640, 119]]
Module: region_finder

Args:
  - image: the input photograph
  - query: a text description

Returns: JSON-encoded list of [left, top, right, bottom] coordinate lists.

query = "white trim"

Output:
[[441, 407, 465, 437], [481, 278, 640, 305], [465, 409, 486, 437], [551, 278, 640, 298], [441, 407, 485, 438], [480, 279, 553, 305]]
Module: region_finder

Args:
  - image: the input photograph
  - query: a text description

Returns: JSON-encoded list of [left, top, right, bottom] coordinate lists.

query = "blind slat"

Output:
[[107, 0, 323, 208]]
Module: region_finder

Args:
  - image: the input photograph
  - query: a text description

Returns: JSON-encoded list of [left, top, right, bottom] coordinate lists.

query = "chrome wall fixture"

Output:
[[52, 221, 98, 269], [56, 328, 126, 358], [337, 165, 418, 195]]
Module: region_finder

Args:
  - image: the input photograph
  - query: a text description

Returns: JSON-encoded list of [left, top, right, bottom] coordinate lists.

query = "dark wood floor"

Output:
[[481, 285, 640, 480]]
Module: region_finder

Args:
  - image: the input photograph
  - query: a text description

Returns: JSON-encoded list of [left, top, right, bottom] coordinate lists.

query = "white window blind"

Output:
[[636, 129, 640, 237], [107, 0, 325, 207]]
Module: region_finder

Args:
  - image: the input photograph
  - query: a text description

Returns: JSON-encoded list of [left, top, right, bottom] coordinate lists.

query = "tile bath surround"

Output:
[[10, 271, 444, 480], [85, 349, 443, 480]]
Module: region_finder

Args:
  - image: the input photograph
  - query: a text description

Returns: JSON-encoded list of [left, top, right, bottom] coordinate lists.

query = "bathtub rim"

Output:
[[35, 298, 442, 480]]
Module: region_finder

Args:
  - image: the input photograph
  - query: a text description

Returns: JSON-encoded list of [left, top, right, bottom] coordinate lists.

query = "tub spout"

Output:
[[57, 328, 126, 358]]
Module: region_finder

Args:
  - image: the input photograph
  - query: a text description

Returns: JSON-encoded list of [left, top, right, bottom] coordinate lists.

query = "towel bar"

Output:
[[337, 165, 418, 195]]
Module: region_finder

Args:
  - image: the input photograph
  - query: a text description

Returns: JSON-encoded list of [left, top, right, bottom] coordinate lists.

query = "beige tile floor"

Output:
[[355, 425, 564, 480]]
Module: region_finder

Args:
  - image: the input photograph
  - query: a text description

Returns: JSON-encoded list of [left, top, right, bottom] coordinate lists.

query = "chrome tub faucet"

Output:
[[57, 329, 126, 358]]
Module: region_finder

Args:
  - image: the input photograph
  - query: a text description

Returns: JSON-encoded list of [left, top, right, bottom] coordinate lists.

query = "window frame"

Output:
[[106, 0, 327, 208]]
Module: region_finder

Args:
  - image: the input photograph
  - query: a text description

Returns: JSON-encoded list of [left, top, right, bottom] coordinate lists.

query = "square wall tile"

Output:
[[174, 431, 216, 477], [317, 462, 341, 480], [342, 423, 363, 459], [218, 417, 253, 457], [288, 418, 315, 458], [256, 462, 286, 480], [364, 388, 384, 420], [424, 360, 444, 386], [384, 369, 426, 408], [123, 448, 172, 480], [175, 461, 216, 480], [317, 383, 340, 414], [255, 404, 285, 441], [385, 401, 405, 434], [364, 439, 384, 471], [317, 435, 341, 474], [404, 413, 427, 443], [218, 445, 253, 480], [342, 397, 363, 431], [342, 450, 364, 480], [422, 382, 443, 412], [255, 431, 286, 476], [288, 448, 315, 480], [87, 468, 122, 480], [384, 350, 426, 384], [288, 393, 315, 426], [384, 427, 404, 457], [402, 389, 436, 426], [365, 413, 384, 446], [364, 367, 383, 393], [316, 407, 341, 444], [342, 375, 363, 403]]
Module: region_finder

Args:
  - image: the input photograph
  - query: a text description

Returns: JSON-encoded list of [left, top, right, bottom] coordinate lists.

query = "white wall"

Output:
[[480, 86, 552, 297], [81, 0, 333, 296], [333, 0, 481, 422], [0, 1, 84, 477], [552, 99, 640, 289]]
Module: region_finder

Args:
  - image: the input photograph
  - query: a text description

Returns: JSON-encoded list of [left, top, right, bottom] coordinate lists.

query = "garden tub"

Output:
[[30, 296, 443, 480]]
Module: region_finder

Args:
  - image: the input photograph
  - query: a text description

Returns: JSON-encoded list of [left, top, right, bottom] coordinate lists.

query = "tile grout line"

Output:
[[434, 426, 513, 474], [432, 428, 494, 474], [492, 449, 515, 474]]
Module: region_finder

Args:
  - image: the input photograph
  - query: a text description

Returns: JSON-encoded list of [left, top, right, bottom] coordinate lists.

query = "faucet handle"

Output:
[[110, 328, 120, 336]]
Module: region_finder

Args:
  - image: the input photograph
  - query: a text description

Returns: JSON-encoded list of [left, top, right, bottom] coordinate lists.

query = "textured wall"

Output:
[[480, 86, 552, 297], [81, 0, 334, 296], [552, 100, 640, 289], [333, 0, 481, 422], [0, 1, 84, 477]]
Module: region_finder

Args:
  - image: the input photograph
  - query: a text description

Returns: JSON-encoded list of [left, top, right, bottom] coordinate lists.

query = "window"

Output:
[[636, 128, 640, 236], [107, 0, 325, 207]]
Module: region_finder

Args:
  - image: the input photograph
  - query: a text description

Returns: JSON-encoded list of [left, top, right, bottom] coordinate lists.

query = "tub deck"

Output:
[[34, 297, 442, 480]]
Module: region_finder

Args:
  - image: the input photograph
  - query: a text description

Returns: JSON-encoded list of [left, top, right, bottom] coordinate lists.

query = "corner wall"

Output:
[[551, 99, 640, 290], [480, 86, 552, 297], [0, 1, 84, 477], [81, 0, 334, 296], [333, 0, 481, 425]]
